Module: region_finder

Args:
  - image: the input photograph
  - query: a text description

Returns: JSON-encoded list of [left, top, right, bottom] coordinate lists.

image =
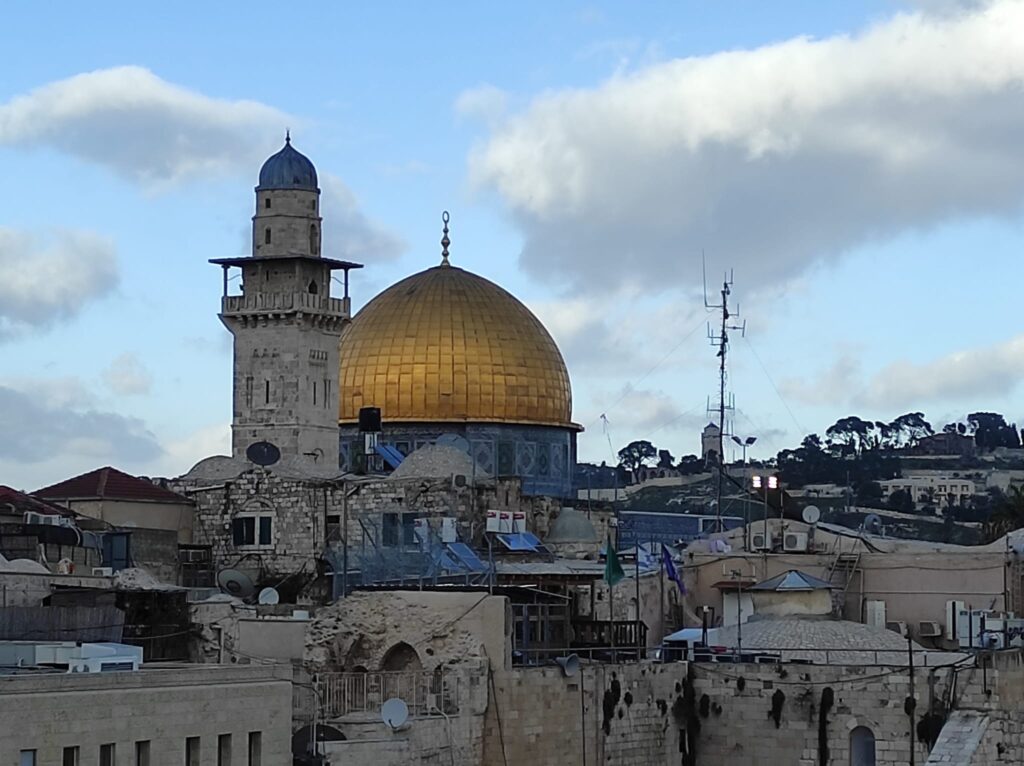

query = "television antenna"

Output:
[[703, 254, 746, 529]]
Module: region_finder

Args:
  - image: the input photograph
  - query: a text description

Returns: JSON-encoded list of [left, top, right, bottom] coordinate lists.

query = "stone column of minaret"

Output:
[[210, 134, 363, 468]]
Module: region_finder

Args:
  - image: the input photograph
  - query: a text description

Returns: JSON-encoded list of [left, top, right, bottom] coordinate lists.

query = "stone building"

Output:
[[0, 662, 291, 766]]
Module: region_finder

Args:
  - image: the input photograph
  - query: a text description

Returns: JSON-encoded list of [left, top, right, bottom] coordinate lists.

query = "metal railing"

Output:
[[222, 293, 347, 316], [317, 669, 461, 720]]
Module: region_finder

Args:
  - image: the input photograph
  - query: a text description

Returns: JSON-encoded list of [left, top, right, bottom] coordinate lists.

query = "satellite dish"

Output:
[[802, 506, 821, 524], [217, 568, 256, 599], [246, 440, 281, 467], [258, 587, 280, 605], [381, 697, 409, 729], [863, 513, 883, 535], [435, 433, 470, 453]]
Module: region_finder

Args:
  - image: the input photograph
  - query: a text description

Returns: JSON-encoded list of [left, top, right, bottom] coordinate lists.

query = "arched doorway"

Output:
[[380, 642, 422, 672], [850, 726, 876, 766]]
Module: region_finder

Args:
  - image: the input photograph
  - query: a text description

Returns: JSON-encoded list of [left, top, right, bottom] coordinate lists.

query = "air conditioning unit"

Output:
[[92, 567, 114, 577], [179, 549, 210, 563], [886, 621, 909, 637], [749, 532, 770, 551], [783, 532, 809, 552], [918, 621, 942, 638], [23, 512, 42, 525]]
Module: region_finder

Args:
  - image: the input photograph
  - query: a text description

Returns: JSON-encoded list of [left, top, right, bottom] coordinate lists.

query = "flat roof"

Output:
[[209, 254, 363, 270]]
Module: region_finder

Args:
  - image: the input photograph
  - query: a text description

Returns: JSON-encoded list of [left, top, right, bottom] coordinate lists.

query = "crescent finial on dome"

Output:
[[440, 210, 451, 266]]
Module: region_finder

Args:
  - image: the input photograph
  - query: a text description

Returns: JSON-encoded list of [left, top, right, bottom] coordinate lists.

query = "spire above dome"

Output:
[[257, 133, 319, 192]]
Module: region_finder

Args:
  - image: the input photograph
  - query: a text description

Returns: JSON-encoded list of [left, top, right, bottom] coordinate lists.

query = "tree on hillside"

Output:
[[984, 486, 1024, 542], [617, 440, 657, 477], [676, 454, 703, 475], [888, 412, 934, 448], [967, 412, 1021, 451], [888, 489, 915, 515], [657, 449, 675, 469]]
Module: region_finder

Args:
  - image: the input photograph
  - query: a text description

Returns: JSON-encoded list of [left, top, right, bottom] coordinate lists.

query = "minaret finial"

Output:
[[440, 210, 451, 266], [285, 128, 291, 144]]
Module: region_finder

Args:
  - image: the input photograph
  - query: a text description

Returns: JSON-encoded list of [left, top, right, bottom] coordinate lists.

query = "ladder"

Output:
[[827, 550, 860, 618]]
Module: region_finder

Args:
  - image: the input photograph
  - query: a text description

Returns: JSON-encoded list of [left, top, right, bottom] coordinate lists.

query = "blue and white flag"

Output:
[[662, 544, 686, 594]]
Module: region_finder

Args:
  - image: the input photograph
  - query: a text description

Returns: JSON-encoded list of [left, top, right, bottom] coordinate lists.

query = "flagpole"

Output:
[[635, 542, 642, 653], [660, 544, 666, 635]]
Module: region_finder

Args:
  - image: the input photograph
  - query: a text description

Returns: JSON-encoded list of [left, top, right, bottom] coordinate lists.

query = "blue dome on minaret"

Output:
[[256, 133, 318, 191]]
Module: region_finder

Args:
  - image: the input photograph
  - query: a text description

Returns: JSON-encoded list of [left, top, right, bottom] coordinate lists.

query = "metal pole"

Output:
[[580, 670, 587, 766], [908, 636, 916, 766], [660, 546, 666, 634], [635, 542, 642, 653], [342, 482, 349, 598]]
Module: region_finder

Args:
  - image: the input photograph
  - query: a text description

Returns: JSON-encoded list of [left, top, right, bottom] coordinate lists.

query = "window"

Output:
[[265, 379, 270, 405], [232, 516, 273, 547], [264, 227, 271, 245], [186, 737, 201, 766], [313, 381, 317, 406], [850, 726, 876, 766], [383, 513, 418, 547], [63, 747, 79, 766], [327, 514, 343, 543], [324, 379, 331, 408], [100, 743, 115, 766], [245, 376, 253, 408], [264, 198, 271, 209], [310, 224, 319, 255], [135, 740, 150, 766], [218, 734, 232, 766], [247, 732, 262, 766], [308, 279, 318, 294], [19, 751, 35, 766]]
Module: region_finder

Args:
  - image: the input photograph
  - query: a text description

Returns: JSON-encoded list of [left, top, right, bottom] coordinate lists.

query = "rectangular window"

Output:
[[245, 377, 253, 408], [20, 751, 35, 766], [258, 517, 272, 546], [217, 734, 232, 766], [264, 227, 271, 245], [135, 741, 150, 766], [265, 380, 270, 405], [382, 513, 399, 547], [326, 514, 342, 543], [186, 737, 201, 766], [247, 732, 262, 766], [232, 517, 255, 546], [264, 198, 271, 209], [100, 744, 115, 766], [63, 747, 79, 766], [313, 380, 317, 405], [402, 513, 419, 547]]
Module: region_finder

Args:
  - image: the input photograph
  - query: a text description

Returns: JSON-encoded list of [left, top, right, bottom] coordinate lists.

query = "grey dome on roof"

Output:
[[545, 508, 598, 543], [257, 136, 318, 191]]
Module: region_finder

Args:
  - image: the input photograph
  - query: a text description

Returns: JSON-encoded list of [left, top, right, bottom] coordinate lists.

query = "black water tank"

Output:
[[358, 406, 382, 432]]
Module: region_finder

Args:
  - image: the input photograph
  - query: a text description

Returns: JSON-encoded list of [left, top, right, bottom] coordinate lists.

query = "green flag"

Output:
[[604, 537, 624, 587]]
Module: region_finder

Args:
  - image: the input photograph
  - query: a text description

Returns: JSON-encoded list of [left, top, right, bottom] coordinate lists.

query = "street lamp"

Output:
[[730, 435, 757, 466], [751, 474, 778, 553]]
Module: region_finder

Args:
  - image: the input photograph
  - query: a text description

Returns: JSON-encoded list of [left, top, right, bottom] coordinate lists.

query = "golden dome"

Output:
[[339, 263, 577, 429]]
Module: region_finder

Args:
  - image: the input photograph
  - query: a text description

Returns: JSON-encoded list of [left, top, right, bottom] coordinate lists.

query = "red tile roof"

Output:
[[0, 486, 77, 517], [34, 466, 189, 503]]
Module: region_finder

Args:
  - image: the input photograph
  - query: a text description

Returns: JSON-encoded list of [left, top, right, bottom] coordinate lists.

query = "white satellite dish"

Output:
[[258, 587, 280, 605], [802, 506, 821, 525], [381, 697, 409, 729]]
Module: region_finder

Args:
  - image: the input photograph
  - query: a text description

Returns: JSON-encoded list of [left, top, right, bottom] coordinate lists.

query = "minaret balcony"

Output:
[[221, 292, 350, 318]]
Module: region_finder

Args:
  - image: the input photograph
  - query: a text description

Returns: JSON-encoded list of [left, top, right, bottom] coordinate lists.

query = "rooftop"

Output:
[[35, 467, 189, 504]]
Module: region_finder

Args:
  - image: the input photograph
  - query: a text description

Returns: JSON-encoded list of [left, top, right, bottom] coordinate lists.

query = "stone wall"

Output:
[[128, 526, 181, 584], [0, 664, 292, 766], [306, 591, 511, 672]]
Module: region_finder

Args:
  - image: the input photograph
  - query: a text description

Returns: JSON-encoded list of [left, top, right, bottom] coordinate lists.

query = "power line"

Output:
[[742, 335, 806, 436]]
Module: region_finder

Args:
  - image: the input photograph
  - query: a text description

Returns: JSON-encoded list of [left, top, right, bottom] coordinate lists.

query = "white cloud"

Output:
[[455, 85, 509, 128], [859, 333, 1024, 409], [0, 384, 162, 466], [781, 352, 863, 407], [0, 66, 288, 186], [468, 1, 1024, 294], [320, 173, 407, 263], [150, 422, 231, 479], [0, 227, 117, 338], [102, 353, 153, 396]]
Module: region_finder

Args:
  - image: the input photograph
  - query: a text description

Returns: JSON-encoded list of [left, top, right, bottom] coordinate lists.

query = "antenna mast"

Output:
[[703, 257, 745, 529]]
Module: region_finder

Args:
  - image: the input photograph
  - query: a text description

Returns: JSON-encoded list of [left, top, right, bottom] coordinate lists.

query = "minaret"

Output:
[[211, 135, 362, 467]]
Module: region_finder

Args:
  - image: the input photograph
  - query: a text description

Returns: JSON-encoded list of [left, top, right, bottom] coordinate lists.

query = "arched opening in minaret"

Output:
[[308, 280, 318, 294], [310, 224, 319, 255], [264, 227, 271, 245], [265, 198, 271, 209]]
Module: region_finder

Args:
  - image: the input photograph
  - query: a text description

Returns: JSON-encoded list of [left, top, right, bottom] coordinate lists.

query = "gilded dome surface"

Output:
[[339, 264, 576, 428]]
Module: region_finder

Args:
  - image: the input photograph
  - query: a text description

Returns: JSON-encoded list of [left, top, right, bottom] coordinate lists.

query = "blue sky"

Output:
[[3, 1, 1024, 488]]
